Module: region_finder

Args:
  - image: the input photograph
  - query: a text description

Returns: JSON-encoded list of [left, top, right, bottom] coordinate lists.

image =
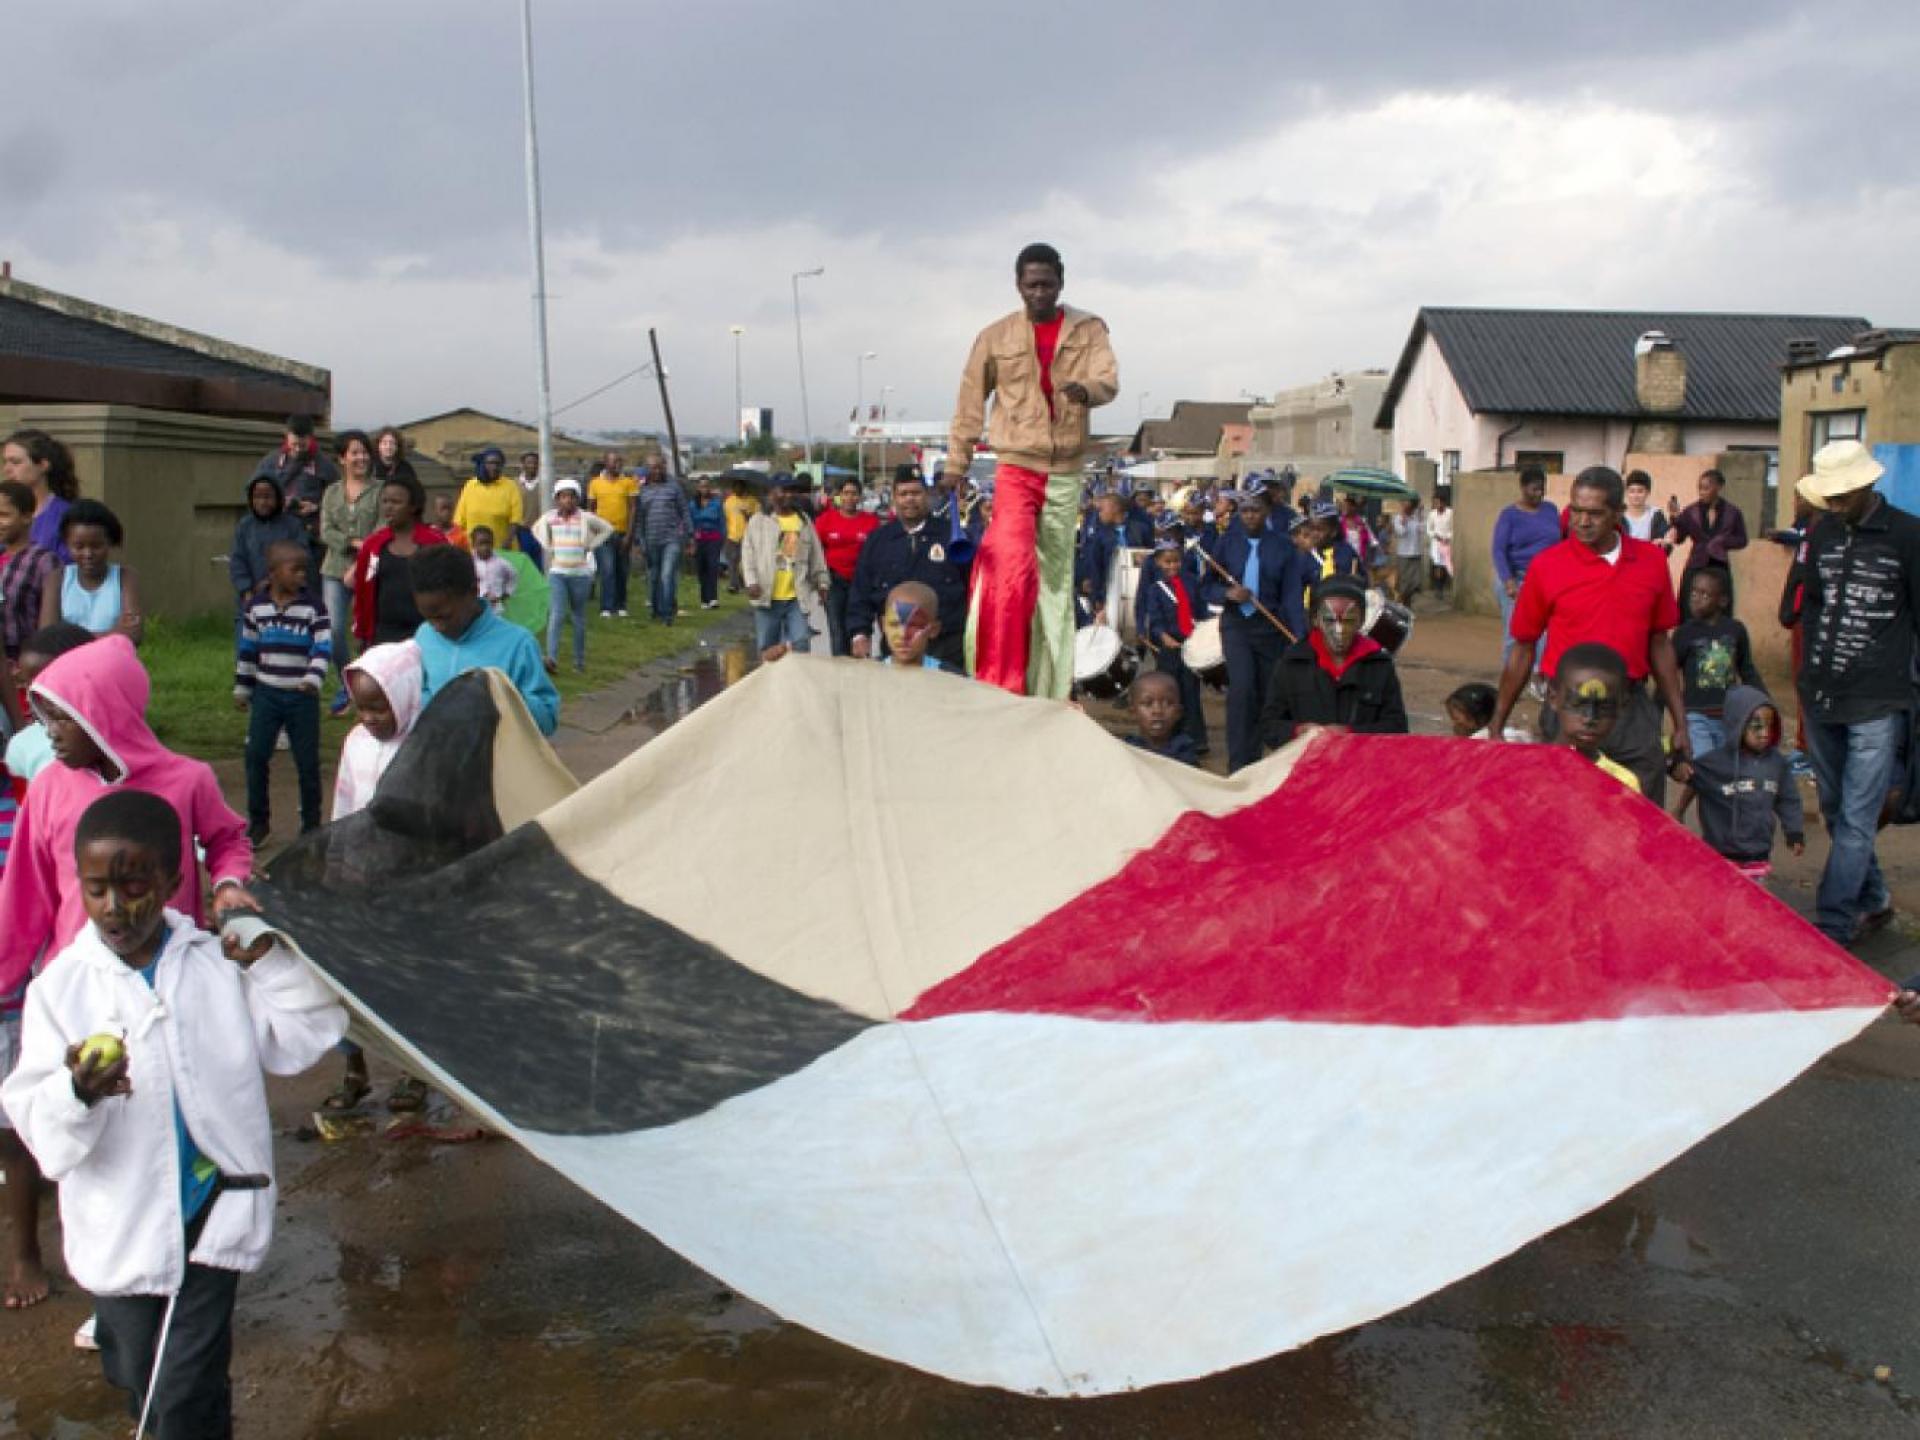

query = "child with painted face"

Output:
[[1259, 576, 1408, 750], [1546, 642, 1641, 793], [877, 581, 961, 674], [1682, 685, 1805, 881], [1122, 669, 1198, 766], [1, 790, 345, 1438]]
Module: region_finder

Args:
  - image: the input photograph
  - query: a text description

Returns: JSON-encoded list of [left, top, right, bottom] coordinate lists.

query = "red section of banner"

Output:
[[904, 736, 1893, 1026]]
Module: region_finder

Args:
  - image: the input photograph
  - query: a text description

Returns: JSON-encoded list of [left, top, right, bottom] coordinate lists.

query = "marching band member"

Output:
[[1201, 479, 1308, 773]]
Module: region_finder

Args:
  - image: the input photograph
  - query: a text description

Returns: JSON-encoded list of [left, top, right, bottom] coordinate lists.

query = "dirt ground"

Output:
[[7, 604, 1920, 1438]]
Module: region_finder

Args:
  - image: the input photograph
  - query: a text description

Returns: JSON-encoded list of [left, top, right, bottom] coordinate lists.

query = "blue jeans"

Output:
[[245, 686, 321, 828], [753, 599, 812, 653], [1498, 581, 1518, 664], [593, 542, 630, 613], [322, 575, 355, 692], [1686, 712, 1727, 761], [647, 541, 682, 619], [547, 573, 593, 669], [1805, 710, 1900, 942]]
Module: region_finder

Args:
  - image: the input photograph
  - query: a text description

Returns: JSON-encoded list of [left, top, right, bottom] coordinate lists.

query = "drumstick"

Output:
[[1182, 539, 1299, 643]]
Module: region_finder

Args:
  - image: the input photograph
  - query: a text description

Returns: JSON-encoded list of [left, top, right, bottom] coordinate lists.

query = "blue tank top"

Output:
[[62, 564, 122, 634]]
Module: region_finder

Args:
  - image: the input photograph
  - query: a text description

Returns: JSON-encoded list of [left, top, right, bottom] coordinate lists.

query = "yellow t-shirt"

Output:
[[452, 478, 522, 552], [1593, 753, 1641, 793], [588, 474, 639, 535], [724, 492, 760, 543], [771, 513, 803, 602]]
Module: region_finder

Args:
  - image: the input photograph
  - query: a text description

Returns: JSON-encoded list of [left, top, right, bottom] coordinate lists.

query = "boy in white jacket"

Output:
[[0, 790, 345, 1437]]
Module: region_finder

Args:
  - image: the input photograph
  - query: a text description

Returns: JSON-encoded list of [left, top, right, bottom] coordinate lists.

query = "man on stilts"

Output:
[[948, 243, 1118, 697]]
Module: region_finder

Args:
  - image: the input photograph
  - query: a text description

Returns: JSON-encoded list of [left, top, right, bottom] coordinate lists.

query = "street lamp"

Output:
[[856, 351, 877, 492], [792, 267, 824, 464], [729, 325, 745, 440]]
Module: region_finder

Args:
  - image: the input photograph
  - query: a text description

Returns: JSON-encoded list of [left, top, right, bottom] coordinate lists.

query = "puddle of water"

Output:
[[620, 636, 757, 730]]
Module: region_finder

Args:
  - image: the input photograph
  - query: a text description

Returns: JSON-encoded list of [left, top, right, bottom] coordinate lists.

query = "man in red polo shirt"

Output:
[[815, 477, 879, 655], [1489, 466, 1691, 801]]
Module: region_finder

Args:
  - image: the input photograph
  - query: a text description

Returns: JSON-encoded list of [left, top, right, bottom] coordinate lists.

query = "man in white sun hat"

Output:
[[1789, 438, 1920, 945]]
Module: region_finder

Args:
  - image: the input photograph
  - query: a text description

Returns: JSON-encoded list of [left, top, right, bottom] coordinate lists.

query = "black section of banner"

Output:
[[257, 674, 873, 1136]]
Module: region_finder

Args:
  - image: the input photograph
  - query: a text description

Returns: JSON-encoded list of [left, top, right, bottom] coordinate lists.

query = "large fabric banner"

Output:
[[258, 661, 1891, 1396]]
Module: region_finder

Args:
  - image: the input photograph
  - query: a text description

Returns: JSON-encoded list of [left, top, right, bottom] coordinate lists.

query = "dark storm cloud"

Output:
[[15, 0, 1880, 273]]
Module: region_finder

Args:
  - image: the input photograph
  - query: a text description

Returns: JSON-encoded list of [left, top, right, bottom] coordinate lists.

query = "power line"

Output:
[[552, 361, 658, 418]]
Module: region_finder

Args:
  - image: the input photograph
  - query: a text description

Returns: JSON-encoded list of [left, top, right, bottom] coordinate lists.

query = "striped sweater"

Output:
[[235, 589, 332, 697]]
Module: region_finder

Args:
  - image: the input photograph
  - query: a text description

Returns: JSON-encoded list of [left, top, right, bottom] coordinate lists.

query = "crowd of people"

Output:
[[0, 245, 1915, 1431]]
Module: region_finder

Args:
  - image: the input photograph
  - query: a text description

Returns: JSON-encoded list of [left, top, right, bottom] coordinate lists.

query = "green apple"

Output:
[[77, 1033, 125, 1069]]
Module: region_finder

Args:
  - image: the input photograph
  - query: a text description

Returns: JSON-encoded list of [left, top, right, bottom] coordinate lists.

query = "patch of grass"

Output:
[[143, 578, 747, 764]]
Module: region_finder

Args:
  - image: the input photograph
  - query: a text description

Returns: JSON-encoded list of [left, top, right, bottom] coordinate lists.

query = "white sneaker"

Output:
[[276, 732, 290, 751], [617, 609, 630, 617], [74, 1313, 98, 1350]]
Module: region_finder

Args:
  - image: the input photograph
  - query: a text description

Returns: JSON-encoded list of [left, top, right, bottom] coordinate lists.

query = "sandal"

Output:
[[386, 1074, 429, 1114], [320, 1072, 372, 1112]]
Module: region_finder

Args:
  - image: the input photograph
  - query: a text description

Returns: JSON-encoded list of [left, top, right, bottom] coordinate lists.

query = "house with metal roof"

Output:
[[1374, 307, 1867, 485]]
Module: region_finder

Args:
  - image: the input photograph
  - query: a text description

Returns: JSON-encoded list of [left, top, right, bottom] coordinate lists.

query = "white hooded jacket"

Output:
[[1, 911, 346, 1296]]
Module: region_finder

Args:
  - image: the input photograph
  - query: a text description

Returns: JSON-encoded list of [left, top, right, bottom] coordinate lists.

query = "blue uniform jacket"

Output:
[[1138, 570, 1212, 649], [1202, 521, 1307, 638]]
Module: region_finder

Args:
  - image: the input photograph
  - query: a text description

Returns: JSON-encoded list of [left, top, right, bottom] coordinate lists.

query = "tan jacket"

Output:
[[947, 305, 1118, 476], [741, 508, 829, 607]]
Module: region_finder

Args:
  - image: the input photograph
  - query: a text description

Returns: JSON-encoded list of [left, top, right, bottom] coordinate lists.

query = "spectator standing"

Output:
[[2, 429, 79, 564], [1789, 441, 1920, 944], [1668, 466, 1748, 605], [513, 451, 546, 564], [350, 474, 447, 648], [0, 481, 56, 689], [1427, 490, 1454, 602], [532, 479, 614, 673], [1621, 470, 1672, 549], [587, 452, 639, 617], [43, 500, 142, 646], [689, 479, 727, 610], [722, 478, 759, 593], [742, 476, 829, 656], [635, 462, 692, 624], [452, 448, 522, 556], [250, 414, 336, 566], [1491, 466, 1561, 664], [319, 431, 385, 714], [1488, 466, 1689, 802], [234, 541, 330, 842], [816, 478, 879, 654], [1388, 497, 1424, 603], [847, 469, 970, 669]]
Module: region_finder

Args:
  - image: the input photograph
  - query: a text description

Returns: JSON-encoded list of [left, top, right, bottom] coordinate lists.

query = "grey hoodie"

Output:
[[1690, 685, 1805, 861]]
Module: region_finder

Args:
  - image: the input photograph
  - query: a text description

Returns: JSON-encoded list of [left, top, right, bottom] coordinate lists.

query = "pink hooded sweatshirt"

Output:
[[0, 634, 252, 1012]]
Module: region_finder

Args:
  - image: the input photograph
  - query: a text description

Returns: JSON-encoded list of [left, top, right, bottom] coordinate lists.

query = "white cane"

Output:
[[133, 1288, 180, 1440]]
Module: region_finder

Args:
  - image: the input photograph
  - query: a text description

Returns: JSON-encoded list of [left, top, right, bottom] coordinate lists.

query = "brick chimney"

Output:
[[1630, 331, 1685, 455]]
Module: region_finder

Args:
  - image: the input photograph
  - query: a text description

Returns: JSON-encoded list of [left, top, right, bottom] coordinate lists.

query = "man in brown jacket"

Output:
[[947, 243, 1118, 696]]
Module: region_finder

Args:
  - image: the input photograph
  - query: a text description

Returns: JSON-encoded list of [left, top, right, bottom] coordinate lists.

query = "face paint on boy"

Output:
[[882, 600, 933, 656], [77, 839, 177, 965], [1318, 597, 1363, 657]]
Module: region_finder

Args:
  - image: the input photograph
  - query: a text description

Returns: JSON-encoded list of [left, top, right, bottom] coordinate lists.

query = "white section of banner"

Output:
[[540, 656, 1304, 1021], [522, 1005, 1881, 1396]]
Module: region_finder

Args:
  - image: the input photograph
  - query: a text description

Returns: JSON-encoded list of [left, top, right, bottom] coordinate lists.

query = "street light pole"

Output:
[[729, 325, 745, 439], [792, 267, 824, 466], [855, 350, 876, 494], [518, 0, 555, 509]]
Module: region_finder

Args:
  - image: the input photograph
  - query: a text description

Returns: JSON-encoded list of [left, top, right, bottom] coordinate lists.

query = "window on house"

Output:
[[1513, 450, 1564, 474], [1442, 451, 1460, 482]]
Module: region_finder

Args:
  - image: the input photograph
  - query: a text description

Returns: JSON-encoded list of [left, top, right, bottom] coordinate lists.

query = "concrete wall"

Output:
[[1244, 372, 1391, 479], [1449, 449, 1792, 676], [2, 402, 284, 621], [1779, 342, 1920, 479]]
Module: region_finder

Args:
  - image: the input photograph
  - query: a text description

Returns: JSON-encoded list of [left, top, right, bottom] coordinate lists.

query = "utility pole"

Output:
[[856, 350, 875, 494], [729, 325, 745, 441], [518, 0, 555, 509], [649, 329, 682, 480], [792, 266, 823, 465]]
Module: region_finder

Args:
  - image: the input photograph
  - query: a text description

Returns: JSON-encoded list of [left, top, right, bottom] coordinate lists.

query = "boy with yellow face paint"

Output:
[[1546, 642, 1642, 793]]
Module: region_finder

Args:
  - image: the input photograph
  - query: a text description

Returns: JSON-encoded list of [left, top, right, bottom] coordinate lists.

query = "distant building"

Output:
[[1375, 307, 1867, 486], [1779, 327, 1920, 513], [1129, 401, 1252, 460], [396, 407, 644, 480], [1242, 372, 1390, 483]]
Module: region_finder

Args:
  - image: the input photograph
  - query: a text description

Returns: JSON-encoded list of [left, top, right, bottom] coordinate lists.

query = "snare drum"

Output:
[[1179, 616, 1228, 691], [1362, 589, 1414, 654], [1072, 624, 1139, 701]]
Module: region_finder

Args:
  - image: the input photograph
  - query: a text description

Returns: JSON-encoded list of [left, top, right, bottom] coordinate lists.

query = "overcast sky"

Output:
[[11, 1, 1919, 442]]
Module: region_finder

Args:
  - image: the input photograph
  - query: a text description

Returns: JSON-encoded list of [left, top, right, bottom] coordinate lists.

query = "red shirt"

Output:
[[814, 506, 879, 581], [1033, 313, 1064, 413], [1510, 535, 1679, 679]]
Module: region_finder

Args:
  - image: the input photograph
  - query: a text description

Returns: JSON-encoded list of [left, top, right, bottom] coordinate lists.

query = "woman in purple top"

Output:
[[1, 428, 78, 565], [1666, 466, 1748, 605], [1490, 465, 1561, 663]]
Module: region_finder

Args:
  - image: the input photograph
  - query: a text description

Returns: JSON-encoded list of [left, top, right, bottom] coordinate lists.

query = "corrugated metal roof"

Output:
[[0, 293, 323, 395], [1131, 400, 1251, 454], [1375, 307, 1869, 430]]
